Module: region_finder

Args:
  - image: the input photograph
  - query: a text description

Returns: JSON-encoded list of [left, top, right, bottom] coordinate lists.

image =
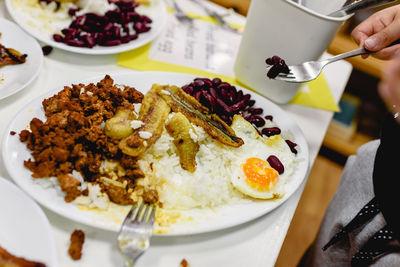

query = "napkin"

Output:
[[117, 9, 339, 112]]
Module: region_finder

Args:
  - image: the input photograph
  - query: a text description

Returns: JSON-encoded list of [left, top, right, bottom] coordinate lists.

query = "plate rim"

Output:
[[5, 0, 167, 55], [0, 17, 43, 100], [1, 71, 310, 236], [0, 176, 58, 266]]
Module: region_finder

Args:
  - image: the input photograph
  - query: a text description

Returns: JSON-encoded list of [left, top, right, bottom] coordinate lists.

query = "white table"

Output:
[[0, 1, 352, 266]]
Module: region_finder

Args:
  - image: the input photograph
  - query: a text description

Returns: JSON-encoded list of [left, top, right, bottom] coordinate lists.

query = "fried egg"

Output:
[[230, 115, 296, 199]]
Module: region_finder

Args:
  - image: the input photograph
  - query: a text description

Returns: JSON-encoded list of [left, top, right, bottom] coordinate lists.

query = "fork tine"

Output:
[[142, 205, 153, 223], [123, 203, 140, 224], [148, 206, 156, 224], [118, 202, 156, 266], [134, 202, 147, 222], [277, 74, 295, 78]]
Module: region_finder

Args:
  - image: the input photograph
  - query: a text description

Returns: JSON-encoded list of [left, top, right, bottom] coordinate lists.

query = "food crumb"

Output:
[[68, 229, 85, 260], [139, 131, 152, 139], [180, 258, 189, 267], [130, 120, 144, 129], [10, 131, 16, 135], [41, 45, 53, 56]]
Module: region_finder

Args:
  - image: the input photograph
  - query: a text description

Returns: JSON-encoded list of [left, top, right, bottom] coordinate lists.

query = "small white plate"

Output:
[[2, 71, 309, 235], [5, 0, 167, 55], [0, 176, 57, 266], [0, 18, 43, 100]]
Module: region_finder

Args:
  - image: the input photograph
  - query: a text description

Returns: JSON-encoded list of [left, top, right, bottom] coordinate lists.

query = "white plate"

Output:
[[0, 176, 57, 266], [5, 0, 166, 55], [2, 71, 309, 235], [0, 18, 43, 100]]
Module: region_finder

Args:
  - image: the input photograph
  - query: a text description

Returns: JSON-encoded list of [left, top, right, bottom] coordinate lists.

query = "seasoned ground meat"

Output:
[[142, 189, 159, 204], [104, 184, 135, 205], [0, 246, 46, 267], [57, 174, 82, 202], [19, 75, 146, 205], [68, 230, 85, 260], [180, 259, 189, 267]]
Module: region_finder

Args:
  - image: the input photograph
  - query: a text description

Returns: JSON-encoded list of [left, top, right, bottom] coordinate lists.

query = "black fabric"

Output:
[[373, 114, 400, 241], [351, 225, 396, 267], [322, 197, 380, 251], [321, 113, 400, 265]]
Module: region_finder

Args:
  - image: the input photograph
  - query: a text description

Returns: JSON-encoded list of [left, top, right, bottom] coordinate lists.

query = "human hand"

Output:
[[351, 5, 400, 60], [379, 55, 400, 119]]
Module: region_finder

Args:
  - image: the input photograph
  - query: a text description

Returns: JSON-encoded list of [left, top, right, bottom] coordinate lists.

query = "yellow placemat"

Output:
[[118, 9, 339, 112], [291, 75, 340, 112]]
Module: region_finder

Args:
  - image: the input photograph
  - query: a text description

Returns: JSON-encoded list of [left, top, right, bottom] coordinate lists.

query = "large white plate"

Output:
[[0, 18, 43, 100], [0, 177, 57, 266], [5, 0, 166, 55], [2, 71, 309, 235]]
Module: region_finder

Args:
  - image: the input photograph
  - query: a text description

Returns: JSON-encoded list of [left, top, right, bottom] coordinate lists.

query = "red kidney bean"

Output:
[[230, 99, 246, 112], [142, 16, 152, 23], [220, 89, 230, 102], [227, 90, 235, 104], [265, 58, 273, 65], [181, 78, 271, 129], [193, 79, 205, 88], [128, 34, 138, 41], [83, 35, 96, 48], [103, 22, 113, 32], [68, 7, 80, 16], [204, 92, 216, 112], [65, 39, 85, 47], [248, 107, 263, 115], [216, 98, 232, 114], [183, 86, 194, 95], [113, 26, 121, 37], [204, 79, 213, 87], [53, 34, 64, 42], [262, 127, 281, 137], [209, 87, 219, 100], [121, 36, 131, 43], [236, 90, 243, 101], [266, 55, 290, 79], [101, 39, 122, 46], [247, 99, 255, 107], [267, 155, 284, 174], [217, 83, 230, 91], [55, 0, 151, 48], [264, 115, 273, 121], [285, 140, 298, 154], [247, 115, 265, 127], [194, 91, 202, 102], [212, 78, 221, 86], [243, 94, 251, 102]]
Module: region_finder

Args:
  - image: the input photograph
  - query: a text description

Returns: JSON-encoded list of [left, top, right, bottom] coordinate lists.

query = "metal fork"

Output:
[[171, 0, 193, 24], [117, 202, 156, 267], [274, 40, 400, 83]]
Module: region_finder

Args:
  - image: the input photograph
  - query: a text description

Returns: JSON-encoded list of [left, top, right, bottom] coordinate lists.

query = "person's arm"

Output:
[[351, 5, 400, 60]]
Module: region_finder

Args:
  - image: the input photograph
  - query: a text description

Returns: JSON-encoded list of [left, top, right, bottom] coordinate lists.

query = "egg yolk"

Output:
[[241, 157, 279, 191]]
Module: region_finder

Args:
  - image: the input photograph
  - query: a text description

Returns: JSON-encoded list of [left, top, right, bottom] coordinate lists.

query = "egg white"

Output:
[[229, 115, 297, 199]]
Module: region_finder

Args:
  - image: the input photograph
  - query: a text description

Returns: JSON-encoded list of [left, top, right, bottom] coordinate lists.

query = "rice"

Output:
[[138, 123, 246, 210]]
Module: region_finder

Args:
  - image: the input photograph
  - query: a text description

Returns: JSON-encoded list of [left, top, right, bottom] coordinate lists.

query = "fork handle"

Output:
[[324, 39, 400, 64], [328, 0, 396, 17]]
